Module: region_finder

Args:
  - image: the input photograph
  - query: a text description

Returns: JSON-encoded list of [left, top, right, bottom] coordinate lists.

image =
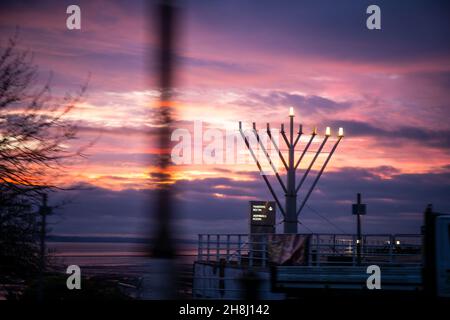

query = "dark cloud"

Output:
[[237, 91, 352, 115], [49, 165, 450, 238], [186, 0, 450, 63], [331, 119, 450, 150], [48, 186, 150, 236], [303, 166, 450, 233], [179, 55, 265, 74], [407, 71, 450, 90]]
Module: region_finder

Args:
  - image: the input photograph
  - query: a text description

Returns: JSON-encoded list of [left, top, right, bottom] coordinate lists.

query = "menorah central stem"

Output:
[[285, 115, 298, 234]]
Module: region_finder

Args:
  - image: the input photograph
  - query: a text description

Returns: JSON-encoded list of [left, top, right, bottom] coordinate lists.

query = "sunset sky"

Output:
[[0, 0, 449, 239]]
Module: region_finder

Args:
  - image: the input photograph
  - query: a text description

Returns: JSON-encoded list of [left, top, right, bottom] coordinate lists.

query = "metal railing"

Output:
[[197, 233, 422, 267]]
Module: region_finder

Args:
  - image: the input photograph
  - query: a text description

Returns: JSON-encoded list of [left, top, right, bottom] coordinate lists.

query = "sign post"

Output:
[[352, 193, 366, 265], [249, 201, 276, 266], [249, 201, 276, 234]]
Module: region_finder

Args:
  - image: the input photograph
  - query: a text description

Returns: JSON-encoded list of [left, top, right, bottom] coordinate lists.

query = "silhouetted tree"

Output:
[[0, 35, 86, 290], [0, 192, 39, 282]]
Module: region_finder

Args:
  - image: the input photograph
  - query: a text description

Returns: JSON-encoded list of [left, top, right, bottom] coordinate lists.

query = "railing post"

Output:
[[333, 234, 336, 253], [308, 235, 312, 266], [316, 234, 321, 266], [249, 236, 254, 268], [391, 235, 396, 264], [226, 234, 230, 263], [362, 235, 366, 256], [216, 234, 220, 262], [198, 234, 203, 261], [389, 235, 394, 264], [352, 235, 356, 266], [262, 234, 267, 268], [207, 234, 210, 262], [238, 235, 242, 266]]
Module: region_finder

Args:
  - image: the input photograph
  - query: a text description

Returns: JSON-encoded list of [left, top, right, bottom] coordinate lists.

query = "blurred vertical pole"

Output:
[[141, 0, 179, 299], [240, 271, 261, 300], [37, 193, 51, 302], [154, 0, 176, 260]]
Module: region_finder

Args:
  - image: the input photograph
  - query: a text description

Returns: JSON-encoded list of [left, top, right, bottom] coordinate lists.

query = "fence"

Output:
[[196, 233, 422, 267]]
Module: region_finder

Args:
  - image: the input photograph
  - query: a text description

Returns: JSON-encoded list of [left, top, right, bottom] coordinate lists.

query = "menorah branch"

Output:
[[296, 136, 343, 216], [293, 124, 303, 148], [296, 135, 329, 193], [280, 124, 290, 148], [295, 132, 316, 170], [267, 123, 288, 170], [239, 125, 286, 217], [252, 128, 287, 193]]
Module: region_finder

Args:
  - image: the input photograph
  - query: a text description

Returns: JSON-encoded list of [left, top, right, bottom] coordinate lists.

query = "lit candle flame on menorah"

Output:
[[239, 107, 344, 234]]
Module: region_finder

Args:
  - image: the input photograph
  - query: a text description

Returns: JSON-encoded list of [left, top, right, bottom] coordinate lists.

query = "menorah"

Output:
[[239, 108, 344, 234]]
